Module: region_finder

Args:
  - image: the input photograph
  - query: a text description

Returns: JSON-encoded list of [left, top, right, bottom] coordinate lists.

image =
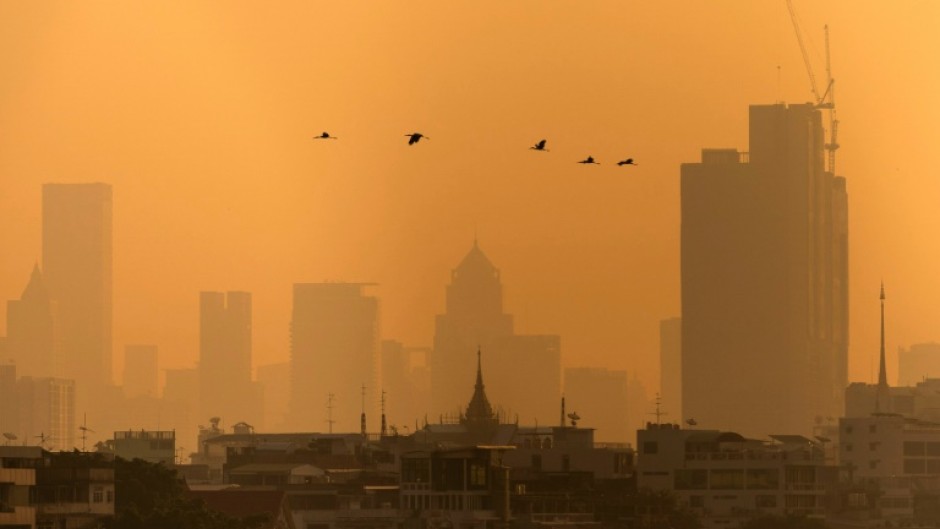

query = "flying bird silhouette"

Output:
[[405, 133, 428, 145], [578, 156, 599, 165], [313, 132, 338, 140], [617, 158, 637, 166], [530, 139, 548, 152]]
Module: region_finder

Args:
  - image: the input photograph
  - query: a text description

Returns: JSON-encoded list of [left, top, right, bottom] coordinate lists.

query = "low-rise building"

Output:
[[112, 430, 175, 464], [636, 422, 837, 528], [0, 447, 41, 529]]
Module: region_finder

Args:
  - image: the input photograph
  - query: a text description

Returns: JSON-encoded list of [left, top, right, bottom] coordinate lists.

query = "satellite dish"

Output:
[[2, 432, 16, 441], [566, 412, 581, 427], [686, 418, 698, 426]]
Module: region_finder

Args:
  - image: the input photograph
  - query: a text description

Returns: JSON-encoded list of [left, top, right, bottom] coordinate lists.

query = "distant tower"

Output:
[[433, 241, 514, 414], [681, 104, 849, 436], [289, 283, 379, 431], [199, 291, 257, 426], [876, 283, 890, 412], [42, 183, 113, 406], [6, 264, 57, 377]]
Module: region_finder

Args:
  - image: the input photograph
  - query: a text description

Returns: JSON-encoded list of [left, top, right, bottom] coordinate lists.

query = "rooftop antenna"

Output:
[[326, 393, 336, 434], [648, 393, 668, 425], [380, 389, 388, 437], [360, 384, 367, 436], [78, 413, 95, 452], [560, 395, 566, 427], [2, 432, 16, 446]]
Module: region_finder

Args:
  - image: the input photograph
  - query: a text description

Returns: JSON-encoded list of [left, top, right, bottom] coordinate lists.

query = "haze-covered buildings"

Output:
[[681, 103, 849, 436]]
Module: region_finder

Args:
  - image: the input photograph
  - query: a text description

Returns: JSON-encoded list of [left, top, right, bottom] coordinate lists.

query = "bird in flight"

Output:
[[405, 133, 428, 145], [578, 156, 599, 165], [313, 132, 338, 140], [530, 139, 548, 152], [617, 158, 637, 166]]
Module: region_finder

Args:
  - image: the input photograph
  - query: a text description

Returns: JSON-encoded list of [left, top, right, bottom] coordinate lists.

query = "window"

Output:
[[756, 495, 777, 508], [710, 469, 745, 490], [643, 441, 658, 455], [674, 469, 708, 490], [106, 490, 114, 503], [531, 454, 542, 471], [746, 469, 780, 490], [904, 442, 925, 457], [869, 424, 877, 433], [469, 464, 487, 487], [689, 495, 704, 508], [869, 461, 879, 470], [869, 442, 879, 451], [844, 443, 853, 452], [845, 426, 853, 434], [904, 459, 926, 474], [561, 454, 570, 472], [93, 488, 103, 503]]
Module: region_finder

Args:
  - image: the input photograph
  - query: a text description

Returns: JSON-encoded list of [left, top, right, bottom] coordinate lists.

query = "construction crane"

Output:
[[786, 0, 839, 174]]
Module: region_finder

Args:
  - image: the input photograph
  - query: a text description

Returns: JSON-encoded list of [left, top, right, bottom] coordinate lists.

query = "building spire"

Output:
[[878, 282, 888, 388], [475, 346, 484, 388]]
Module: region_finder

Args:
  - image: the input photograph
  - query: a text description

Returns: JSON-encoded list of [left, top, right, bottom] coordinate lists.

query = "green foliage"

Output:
[[107, 457, 271, 529]]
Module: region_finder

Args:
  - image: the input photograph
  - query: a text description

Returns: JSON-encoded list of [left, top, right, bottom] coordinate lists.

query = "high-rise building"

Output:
[[432, 241, 560, 421], [199, 292, 260, 427], [381, 341, 431, 429], [6, 264, 57, 378], [289, 283, 379, 431], [0, 363, 16, 437], [564, 367, 629, 442], [659, 317, 682, 422], [898, 343, 940, 387], [16, 376, 75, 452], [257, 361, 290, 431], [433, 241, 514, 415], [680, 103, 849, 436], [163, 367, 199, 459], [42, 183, 113, 403], [123, 345, 158, 399]]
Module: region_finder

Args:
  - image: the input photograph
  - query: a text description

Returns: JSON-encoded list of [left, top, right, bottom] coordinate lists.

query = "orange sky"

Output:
[[1, 1, 938, 394]]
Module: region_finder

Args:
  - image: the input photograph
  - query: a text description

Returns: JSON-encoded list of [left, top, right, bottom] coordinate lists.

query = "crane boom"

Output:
[[786, 0, 822, 104]]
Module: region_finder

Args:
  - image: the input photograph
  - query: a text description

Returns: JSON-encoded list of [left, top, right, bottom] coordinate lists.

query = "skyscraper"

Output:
[[432, 241, 560, 422], [289, 283, 379, 431], [680, 103, 848, 436], [123, 345, 158, 399], [199, 291, 259, 427], [42, 183, 113, 404], [6, 264, 57, 378], [659, 317, 682, 423]]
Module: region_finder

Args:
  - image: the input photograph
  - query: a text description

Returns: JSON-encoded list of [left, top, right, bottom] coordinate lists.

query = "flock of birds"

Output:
[[313, 132, 638, 167]]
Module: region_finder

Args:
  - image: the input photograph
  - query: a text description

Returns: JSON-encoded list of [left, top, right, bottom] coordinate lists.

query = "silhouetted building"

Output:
[[289, 283, 379, 431], [6, 264, 57, 379], [42, 183, 113, 406], [898, 343, 940, 387], [15, 376, 75, 452], [660, 317, 682, 422], [112, 430, 175, 464], [163, 367, 198, 460], [637, 423, 837, 527], [0, 364, 16, 439], [564, 367, 629, 442], [432, 241, 561, 422], [123, 344, 158, 399], [380, 340, 431, 430], [258, 361, 291, 432], [199, 291, 261, 429], [680, 103, 849, 436]]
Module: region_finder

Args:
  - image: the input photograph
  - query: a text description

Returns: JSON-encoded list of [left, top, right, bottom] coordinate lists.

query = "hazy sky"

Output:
[[1, 1, 938, 393]]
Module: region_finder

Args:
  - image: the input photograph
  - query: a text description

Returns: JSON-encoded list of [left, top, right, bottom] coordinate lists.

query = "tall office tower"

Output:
[[123, 345, 158, 399], [16, 376, 75, 452], [564, 367, 629, 442], [163, 367, 198, 457], [257, 361, 290, 431], [659, 317, 682, 422], [6, 264, 57, 378], [199, 292, 259, 426], [42, 183, 113, 404], [898, 343, 940, 387], [488, 334, 561, 423], [289, 283, 379, 431], [381, 341, 432, 428], [681, 103, 849, 436], [433, 241, 514, 415], [0, 364, 16, 437]]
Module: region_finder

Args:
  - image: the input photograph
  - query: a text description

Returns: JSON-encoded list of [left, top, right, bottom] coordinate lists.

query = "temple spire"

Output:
[[475, 346, 484, 388], [878, 283, 888, 388]]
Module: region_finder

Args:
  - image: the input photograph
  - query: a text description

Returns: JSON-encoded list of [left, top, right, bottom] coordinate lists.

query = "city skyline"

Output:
[[1, 2, 939, 410]]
